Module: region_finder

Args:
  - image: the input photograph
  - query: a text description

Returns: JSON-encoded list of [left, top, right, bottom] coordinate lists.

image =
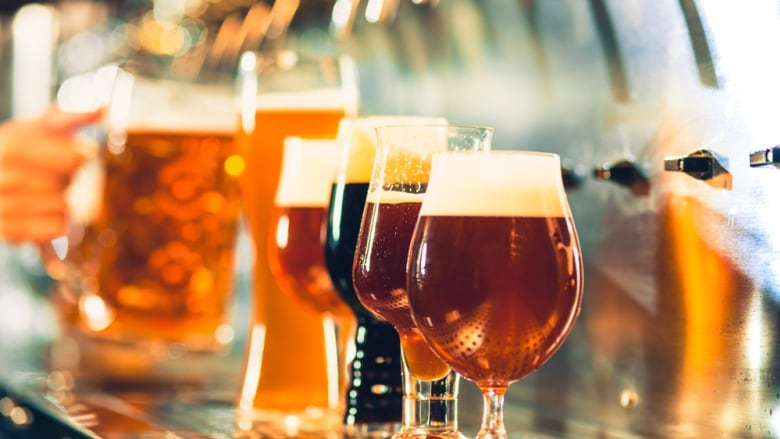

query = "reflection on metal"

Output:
[[593, 159, 650, 196], [678, 0, 720, 88], [11, 3, 56, 117], [331, 0, 363, 40], [664, 149, 732, 190], [587, 0, 630, 103], [749, 146, 780, 168], [518, 0, 550, 98], [365, 0, 400, 23]]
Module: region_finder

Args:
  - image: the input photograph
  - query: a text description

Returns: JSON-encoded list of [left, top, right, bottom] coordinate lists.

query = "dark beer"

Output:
[[325, 182, 371, 315], [72, 129, 242, 350]]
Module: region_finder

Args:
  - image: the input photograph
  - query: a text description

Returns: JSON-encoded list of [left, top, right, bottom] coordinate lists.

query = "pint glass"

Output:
[[234, 49, 357, 431], [46, 65, 243, 368]]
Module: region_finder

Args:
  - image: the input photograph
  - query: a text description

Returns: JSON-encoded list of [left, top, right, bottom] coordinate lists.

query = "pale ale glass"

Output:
[[353, 125, 492, 439], [267, 137, 355, 427], [45, 66, 243, 368], [235, 50, 357, 433], [407, 151, 584, 439]]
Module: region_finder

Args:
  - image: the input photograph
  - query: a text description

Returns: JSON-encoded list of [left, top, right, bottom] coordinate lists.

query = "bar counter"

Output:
[[0, 327, 609, 438]]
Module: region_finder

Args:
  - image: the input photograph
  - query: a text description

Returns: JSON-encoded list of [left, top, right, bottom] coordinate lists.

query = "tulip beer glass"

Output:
[[353, 125, 493, 438], [407, 151, 584, 439], [324, 115, 444, 436]]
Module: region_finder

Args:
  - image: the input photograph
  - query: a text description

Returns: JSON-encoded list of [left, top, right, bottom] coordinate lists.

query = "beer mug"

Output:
[[45, 64, 244, 376]]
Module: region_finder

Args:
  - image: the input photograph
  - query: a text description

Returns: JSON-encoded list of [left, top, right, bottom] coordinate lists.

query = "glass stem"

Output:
[[399, 346, 460, 438], [478, 387, 507, 439]]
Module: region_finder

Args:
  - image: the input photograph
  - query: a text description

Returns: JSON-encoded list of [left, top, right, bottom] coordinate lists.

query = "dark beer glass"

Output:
[[353, 125, 492, 438], [407, 151, 584, 439], [324, 115, 444, 436]]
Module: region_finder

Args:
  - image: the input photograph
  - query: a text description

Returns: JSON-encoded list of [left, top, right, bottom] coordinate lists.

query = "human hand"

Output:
[[0, 106, 103, 243]]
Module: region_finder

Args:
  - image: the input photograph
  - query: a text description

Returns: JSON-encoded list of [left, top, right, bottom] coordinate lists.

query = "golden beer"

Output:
[[236, 101, 347, 412], [63, 128, 242, 352]]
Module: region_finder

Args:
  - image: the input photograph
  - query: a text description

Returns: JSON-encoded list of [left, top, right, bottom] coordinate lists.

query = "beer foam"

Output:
[[119, 79, 237, 133], [337, 116, 447, 183], [366, 188, 425, 205], [420, 151, 572, 218], [256, 87, 348, 110], [275, 137, 340, 207]]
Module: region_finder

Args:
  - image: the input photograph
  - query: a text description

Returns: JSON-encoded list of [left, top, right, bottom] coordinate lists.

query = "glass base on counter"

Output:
[[0, 334, 617, 439]]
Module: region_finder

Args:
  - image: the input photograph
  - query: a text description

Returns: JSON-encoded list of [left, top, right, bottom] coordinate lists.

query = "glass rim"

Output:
[[434, 149, 560, 159], [374, 123, 493, 132]]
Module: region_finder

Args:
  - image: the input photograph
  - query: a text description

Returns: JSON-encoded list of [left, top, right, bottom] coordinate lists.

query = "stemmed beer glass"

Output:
[[352, 125, 493, 438], [324, 115, 445, 436], [407, 151, 584, 438]]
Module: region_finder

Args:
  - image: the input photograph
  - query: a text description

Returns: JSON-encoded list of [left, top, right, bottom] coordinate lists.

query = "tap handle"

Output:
[[593, 159, 650, 196], [561, 162, 585, 190], [664, 149, 732, 189], [749, 146, 780, 168]]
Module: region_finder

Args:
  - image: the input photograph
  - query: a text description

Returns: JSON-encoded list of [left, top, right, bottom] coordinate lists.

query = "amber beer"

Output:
[[407, 152, 584, 386], [353, 194, 450, 380], [69, 128, 242, 351], [235, 90, 347, 413], [270, 206, 347, 314], [268, 138, 350, 318]]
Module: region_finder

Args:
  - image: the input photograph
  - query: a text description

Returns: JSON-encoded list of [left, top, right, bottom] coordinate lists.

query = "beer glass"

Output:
[[267, 136, 355, 427], [407, 151, 584, 439], [235, 49, 357, 431], [353, 125, 493, 438], [45, 65, 243, 364], [324, 115, 445, 436]]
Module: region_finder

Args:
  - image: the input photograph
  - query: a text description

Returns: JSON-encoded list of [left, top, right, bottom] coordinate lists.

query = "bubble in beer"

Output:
[[224, 155, 245, 176], [337, 116, 447, 184]]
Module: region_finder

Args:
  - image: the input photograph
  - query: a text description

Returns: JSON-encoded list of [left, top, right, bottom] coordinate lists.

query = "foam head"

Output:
[[335, 116, 448, 184], [369, 125, 492, 200], [275, 137, 340, 207], [420, 151, 571, 218], [113, 75, 237, 134], [367, 189, 426, 205], [255, 87, 348, 111]]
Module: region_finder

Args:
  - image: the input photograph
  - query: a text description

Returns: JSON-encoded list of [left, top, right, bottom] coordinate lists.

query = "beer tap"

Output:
[[593, 159, 650, 196], [678, 0, 720, 88], [749, 146, 780, 169], [561, 161, 586, 190], [664, 148, 732, 189], [588, 0, 631, 103]]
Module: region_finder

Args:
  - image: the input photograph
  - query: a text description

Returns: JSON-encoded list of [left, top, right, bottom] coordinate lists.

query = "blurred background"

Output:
[[3, 0, 780, 437]]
